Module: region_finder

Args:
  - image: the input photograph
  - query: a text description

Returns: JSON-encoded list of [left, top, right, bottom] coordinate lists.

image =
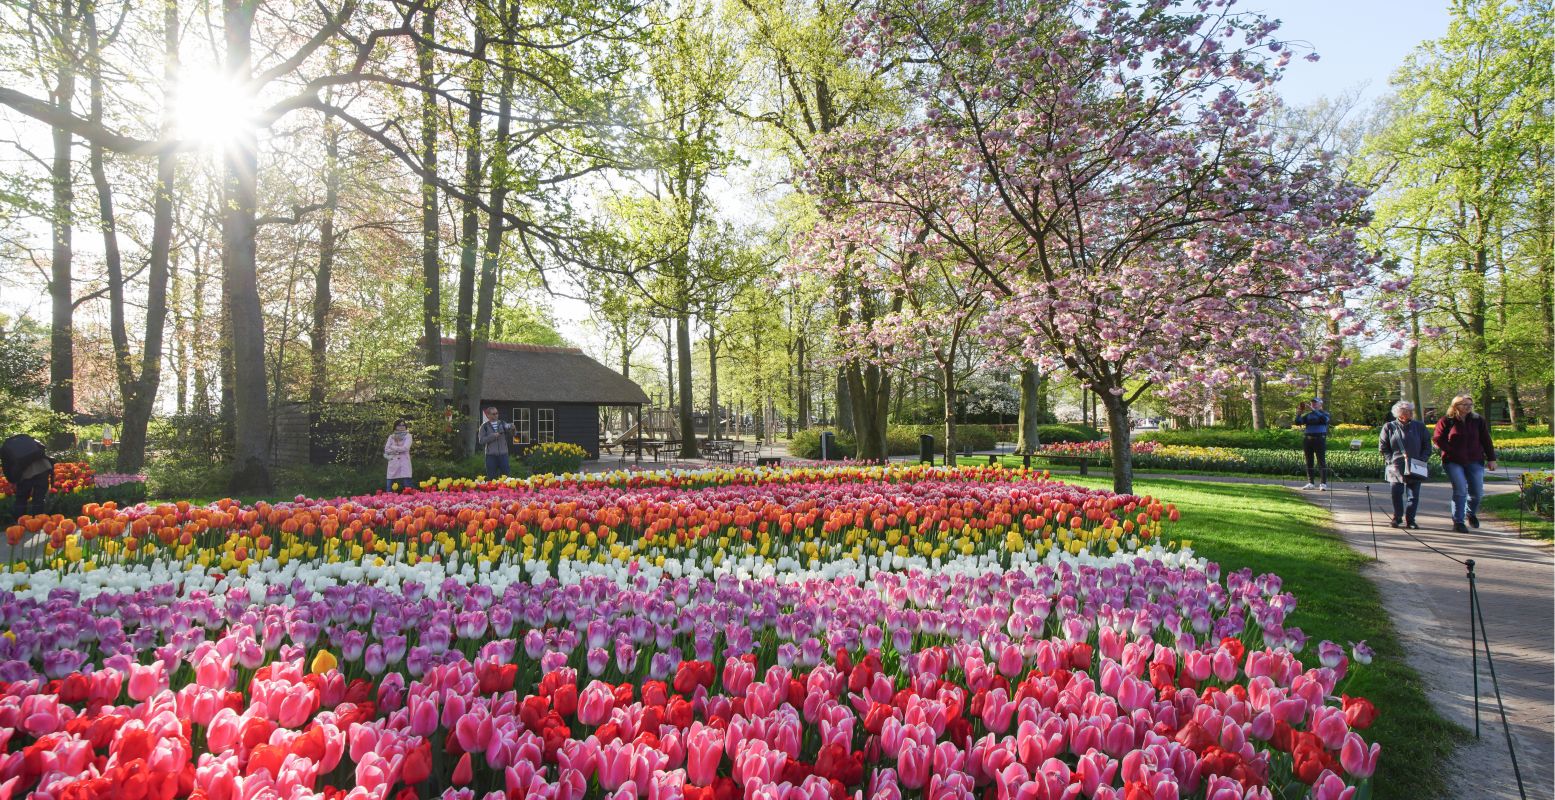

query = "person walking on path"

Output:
[[1433, 394, 1497, 533], [1294, 398, 1331, 490], [1380, 400, 1431, 529], [0, 434, 53, 520], [383, 419, 414, 493], [478, 407, 514, 480]]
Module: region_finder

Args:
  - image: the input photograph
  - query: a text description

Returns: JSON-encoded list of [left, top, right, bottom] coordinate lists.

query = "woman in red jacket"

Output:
[[1432, 395, 1498, 533]]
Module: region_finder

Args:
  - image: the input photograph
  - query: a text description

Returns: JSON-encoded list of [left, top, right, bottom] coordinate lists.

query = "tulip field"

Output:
[[0, 464, 1385, 800]]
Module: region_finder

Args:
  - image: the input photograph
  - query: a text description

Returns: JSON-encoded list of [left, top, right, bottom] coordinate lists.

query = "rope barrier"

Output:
[[1468, 559, 1528, 799]]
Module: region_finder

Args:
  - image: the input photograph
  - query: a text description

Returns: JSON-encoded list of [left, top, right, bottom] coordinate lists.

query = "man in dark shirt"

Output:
[[1294, 398, 1331, 490]]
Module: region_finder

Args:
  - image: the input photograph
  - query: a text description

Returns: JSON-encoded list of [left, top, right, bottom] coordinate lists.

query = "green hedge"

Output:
[[1135, 428, 1308, 450], [1017, 447, 1425, 480], [1139, 427, 1555, 454]]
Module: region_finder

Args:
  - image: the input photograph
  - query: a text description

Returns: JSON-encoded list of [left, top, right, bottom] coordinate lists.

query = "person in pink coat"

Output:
[[384, 418, 413, 492]]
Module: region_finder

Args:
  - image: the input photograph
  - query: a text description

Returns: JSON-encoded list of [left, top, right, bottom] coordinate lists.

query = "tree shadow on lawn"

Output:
[[1059, 476, 1464, 800]]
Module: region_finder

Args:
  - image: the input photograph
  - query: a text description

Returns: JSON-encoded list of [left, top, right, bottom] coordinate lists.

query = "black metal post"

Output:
[[1023, 453, 1031, 469], [1470, 562, 1529, 799], [1467, 559, 1480, 738], [1364, 485, 1380, 560]]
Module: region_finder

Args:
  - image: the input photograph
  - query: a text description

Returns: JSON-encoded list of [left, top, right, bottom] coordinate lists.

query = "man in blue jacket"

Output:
[[1295, 398, 1331, 490]]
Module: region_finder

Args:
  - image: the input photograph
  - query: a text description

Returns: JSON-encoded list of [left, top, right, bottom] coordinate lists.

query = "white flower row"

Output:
[[0, 543, 1204, 603]]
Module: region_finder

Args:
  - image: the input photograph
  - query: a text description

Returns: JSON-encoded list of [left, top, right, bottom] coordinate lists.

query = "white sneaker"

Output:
[[1319, 483, 1328, 491], [1301, 483, 1315, 490]]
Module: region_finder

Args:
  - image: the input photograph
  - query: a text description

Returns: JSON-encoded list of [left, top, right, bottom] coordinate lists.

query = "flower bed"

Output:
[[0, 465, 1379, 799]]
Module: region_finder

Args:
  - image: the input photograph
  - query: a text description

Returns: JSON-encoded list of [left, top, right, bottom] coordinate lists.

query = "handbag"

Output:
[[1407, 457, 1429, 478]]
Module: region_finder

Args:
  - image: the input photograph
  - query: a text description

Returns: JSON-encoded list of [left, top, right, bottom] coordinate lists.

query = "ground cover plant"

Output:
[[0, 465, 1387, 799]]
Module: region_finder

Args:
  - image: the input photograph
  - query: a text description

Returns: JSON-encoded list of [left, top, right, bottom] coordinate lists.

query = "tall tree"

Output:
[[1366, 0, 1553, 420]]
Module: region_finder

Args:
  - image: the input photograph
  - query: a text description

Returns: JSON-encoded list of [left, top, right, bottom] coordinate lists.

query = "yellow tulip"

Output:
[[311, 649, 338, 674]]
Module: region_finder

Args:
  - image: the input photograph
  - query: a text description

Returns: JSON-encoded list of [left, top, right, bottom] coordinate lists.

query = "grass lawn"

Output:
[[1479, 491, 1554, 540], [1057, 475, 1461, 800]]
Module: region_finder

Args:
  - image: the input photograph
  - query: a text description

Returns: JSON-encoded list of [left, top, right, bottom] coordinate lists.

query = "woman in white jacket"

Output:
[[384, 419, 413, 492]]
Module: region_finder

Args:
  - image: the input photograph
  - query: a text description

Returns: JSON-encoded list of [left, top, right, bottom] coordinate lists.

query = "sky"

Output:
[[1247, 0, 1451, 108]]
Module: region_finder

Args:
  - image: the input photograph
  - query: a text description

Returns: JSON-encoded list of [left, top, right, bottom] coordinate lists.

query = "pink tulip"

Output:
[[1309, 769, 1356, 800], [1077, 749, 1118, 796], [898, 741, 931, 790], [127, 662, 167, 702], [722, 658, 755, 696], [408, 695, 439, 737], [579, 681, 616, 726], [1339, 732, 1380, 779], [1309, 705, 1350, 750], [997, 644, 1024, 678], [685, 724, 722, 787]]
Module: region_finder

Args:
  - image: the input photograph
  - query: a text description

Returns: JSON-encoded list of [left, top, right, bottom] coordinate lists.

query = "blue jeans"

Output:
[[1443, 461, 1485, 524], [386, 477, 412, 493], [484, 453, 510, 480]]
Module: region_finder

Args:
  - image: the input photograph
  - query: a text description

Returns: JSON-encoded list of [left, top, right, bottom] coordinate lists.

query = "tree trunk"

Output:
[[451, 31, 487, 456], [86, 0, 174, 475], [676, 312, 699, 457], [835, 368, 853, 435], [223, 0, 270, 491], [1250, 369, 1267, 430], [708, 325, 720, 441], [941, 360, 957, 466], [419, 3, 443, 397], [1495, 233, 1526, 430], [309, 125, 341, 407], [1102, 392, 1134, 494], [847, 361, 890, 462], [1016, 362, 1041, 454], [663, 318, 675, 410], [795, 335, 809, 433], [47, 0, 78, 450], [1408, 311, 1424, 414], [469, 12, 517, 456]]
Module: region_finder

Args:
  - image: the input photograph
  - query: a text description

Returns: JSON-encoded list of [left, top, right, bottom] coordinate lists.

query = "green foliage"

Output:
[[313, 402, 457, 470], [786, 424, 1076, 458], [145, 457, 234, 501], [1033, 424, 1104, 444]]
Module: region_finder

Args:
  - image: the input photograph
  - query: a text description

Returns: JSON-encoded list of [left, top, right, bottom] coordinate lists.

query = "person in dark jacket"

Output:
[[1379, 400, 1431, 529], [0, 434, 53, 520], [1294, 398, 1331, 490], [1432, 395, 1497, 533]]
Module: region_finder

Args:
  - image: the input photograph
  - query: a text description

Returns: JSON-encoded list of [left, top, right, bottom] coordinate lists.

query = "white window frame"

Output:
[[537, 408, 555, 443], [512, 407, 533, 445]]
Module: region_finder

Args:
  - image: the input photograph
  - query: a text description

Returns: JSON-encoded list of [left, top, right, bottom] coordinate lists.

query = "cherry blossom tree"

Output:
[[817, 0, 1386, 492]]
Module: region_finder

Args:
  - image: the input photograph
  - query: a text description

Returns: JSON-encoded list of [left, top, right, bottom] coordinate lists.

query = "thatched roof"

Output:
[[438, 339, 647, 405]]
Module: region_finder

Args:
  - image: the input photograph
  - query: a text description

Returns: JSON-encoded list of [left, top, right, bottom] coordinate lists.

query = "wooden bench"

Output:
[[1040, 454, 1093, 475], [756, 456, 782, 467]]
